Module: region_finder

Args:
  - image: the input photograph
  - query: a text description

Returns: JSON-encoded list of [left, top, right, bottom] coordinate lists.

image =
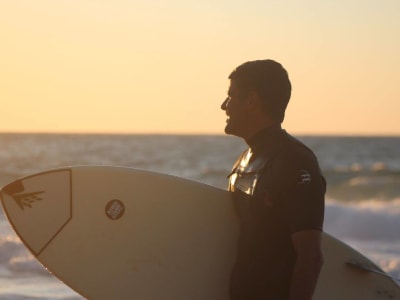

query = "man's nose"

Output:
[[221, 97, 229, 110]]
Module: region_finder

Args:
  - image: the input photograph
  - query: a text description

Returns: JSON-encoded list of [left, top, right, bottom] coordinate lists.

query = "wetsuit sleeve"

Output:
[[276, 151, 325, 233]]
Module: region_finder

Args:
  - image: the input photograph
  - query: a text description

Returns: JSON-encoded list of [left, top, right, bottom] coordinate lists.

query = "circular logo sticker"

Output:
[[105, 199, 125, 220]]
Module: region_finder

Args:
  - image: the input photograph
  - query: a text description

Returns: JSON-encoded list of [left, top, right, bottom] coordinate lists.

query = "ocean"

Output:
[[0, 133, 399, 299]]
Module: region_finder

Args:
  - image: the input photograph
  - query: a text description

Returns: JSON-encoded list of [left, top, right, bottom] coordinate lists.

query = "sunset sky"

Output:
[[1, 0, 399, 135]]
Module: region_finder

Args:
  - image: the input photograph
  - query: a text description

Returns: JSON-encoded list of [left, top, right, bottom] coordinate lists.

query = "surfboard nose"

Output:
[[0, 169, 72, 256]]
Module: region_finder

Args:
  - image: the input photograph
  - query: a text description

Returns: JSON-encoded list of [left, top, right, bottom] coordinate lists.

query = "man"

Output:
[[221, 59, 325, 300]]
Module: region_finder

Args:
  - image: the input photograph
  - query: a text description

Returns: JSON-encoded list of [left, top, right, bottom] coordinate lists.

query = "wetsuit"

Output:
[[228, 125, 325, 300]]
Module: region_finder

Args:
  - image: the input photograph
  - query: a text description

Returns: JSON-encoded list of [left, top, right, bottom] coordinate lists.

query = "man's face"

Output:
[[221, 80, 251, 138]]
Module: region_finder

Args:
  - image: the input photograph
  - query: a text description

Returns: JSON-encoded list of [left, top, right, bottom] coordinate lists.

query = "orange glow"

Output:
[[1, 1, 400, 135]]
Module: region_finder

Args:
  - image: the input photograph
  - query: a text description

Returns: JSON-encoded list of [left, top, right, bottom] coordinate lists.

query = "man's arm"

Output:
[[289, 230, 324, 300]]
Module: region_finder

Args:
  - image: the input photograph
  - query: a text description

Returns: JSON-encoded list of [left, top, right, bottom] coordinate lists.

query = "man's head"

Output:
[[221, 59, 291, 139]]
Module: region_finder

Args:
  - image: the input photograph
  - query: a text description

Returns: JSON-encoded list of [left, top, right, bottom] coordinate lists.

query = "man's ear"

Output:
[[247, 91, 262, 112]]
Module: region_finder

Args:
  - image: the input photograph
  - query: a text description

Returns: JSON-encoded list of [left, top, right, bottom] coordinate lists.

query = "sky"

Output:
[[1, 0, 400, 135]]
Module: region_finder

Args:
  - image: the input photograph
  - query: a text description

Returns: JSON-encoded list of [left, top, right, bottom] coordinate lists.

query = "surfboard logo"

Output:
[[105, 199, 125, 220], [11, 191, 45, 210], [3, 180, 44, 210]]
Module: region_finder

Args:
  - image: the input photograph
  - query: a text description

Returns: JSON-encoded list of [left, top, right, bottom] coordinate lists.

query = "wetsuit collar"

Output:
[[246, 124, 283, 151]]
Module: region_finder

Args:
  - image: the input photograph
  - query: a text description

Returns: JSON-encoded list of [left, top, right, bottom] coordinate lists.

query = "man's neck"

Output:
[[243, 119, 279, 144]]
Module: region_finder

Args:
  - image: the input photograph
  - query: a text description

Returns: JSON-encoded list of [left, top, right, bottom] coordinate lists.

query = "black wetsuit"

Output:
[[228, 125, 325, 300]]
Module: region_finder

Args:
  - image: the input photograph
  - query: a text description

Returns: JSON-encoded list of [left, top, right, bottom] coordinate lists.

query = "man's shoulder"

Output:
[[271, 132, 325, 190], [279, 132, 318, 162]]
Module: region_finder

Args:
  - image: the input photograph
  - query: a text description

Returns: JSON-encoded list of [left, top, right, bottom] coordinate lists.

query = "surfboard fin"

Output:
[[346, 259, 391, 278]]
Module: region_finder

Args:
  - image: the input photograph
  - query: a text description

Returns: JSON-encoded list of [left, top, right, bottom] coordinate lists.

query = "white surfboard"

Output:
[[0, 166, 399, 300]]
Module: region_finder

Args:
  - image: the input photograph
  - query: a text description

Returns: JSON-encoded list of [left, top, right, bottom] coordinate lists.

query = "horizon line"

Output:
[[0, 130, 399, 138]]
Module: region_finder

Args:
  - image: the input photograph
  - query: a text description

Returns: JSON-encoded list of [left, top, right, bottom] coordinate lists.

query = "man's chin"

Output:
[[224, 124, 237, 136], [224, 124, 232, 135]]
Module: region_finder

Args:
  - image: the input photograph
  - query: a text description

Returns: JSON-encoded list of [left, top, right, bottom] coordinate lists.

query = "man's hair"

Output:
[[229, 59, 292, 123]]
